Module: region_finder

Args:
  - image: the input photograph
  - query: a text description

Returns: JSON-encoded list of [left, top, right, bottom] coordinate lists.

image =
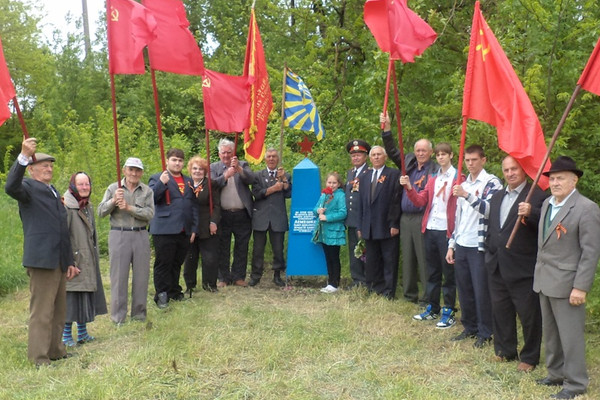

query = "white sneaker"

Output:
[[320, 285, 338, 293]]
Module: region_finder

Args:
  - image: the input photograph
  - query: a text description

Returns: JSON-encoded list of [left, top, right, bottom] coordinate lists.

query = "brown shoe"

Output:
[[217, 281, 227, 288], [517, 362, 536, 372], [234, 279, 248, 287]]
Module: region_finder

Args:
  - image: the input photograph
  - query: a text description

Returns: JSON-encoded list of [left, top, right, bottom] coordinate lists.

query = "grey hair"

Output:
[[414, 139, 433, 151], [369, 145, 387, 157], [218, 138, 235, 152]]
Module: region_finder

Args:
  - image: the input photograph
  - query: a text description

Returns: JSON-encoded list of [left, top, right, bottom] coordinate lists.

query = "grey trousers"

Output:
[[540, 293, 589, 392], [109, 230, 150, 323], [400, 213, 427, 302]]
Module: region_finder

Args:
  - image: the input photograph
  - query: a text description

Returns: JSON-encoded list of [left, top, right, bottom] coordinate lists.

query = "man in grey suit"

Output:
[[530, 156, 600, 399], [249, 149, 291, 287], [5, 138, 79, 366], [211, 138, 255, 287]]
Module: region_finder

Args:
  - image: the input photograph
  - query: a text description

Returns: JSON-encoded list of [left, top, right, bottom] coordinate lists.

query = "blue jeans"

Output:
[[454, 245, 492, 338]]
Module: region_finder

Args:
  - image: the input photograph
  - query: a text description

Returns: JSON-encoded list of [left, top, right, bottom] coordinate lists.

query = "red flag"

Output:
[[143, 0, 204, 75], [463, 1, 550, 190], [243, 9, 273, 164], [107, 0, 157, 74], [363, 0, 437, 63], [0, 37, 15, 126], [577, 37, 600, 95], [202, 69, 251, 133]]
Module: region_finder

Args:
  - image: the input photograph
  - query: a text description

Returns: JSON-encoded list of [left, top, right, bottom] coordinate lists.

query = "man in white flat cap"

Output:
[[98, 157, 154, 324]]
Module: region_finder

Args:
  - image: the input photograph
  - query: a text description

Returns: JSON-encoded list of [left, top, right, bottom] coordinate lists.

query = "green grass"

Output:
[[1, 192, 600, 399], [0, 265, 599, 399]]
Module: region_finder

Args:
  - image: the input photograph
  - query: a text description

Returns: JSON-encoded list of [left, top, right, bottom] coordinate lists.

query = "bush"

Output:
[[0, 195, 28, 295]]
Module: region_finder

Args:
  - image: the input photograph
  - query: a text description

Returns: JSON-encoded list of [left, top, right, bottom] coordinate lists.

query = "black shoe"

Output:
[[273, 276, 285, 287], [184, 288, 194, 298], [248, 277, 260, 287], [550, 389, 585, 399], [172, 292, 186, 301], [202, 284, 218, 293], [451, 331, 477, 341], [156, 292, 168, 309], [473, 336, 492, 348], [537, 377, 564, 387]]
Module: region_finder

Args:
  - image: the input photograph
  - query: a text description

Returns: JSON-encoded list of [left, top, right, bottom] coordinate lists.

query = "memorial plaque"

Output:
[[287, 158, 327, 276]]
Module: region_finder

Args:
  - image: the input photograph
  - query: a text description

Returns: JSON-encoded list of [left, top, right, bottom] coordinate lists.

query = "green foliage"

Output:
[[0, 195, 27, 295]]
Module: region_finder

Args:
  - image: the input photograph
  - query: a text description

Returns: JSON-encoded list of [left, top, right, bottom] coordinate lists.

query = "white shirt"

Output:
[[371, 167, 383, 182], [549, 189, 577, 220], [426, 166, 455, 231], [455, 169, 492, 248], [353, 163, 366, 177], [499, 181, 526, 228]]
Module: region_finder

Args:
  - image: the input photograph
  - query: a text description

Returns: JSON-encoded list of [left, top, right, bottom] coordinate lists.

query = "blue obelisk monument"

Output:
[[287, 158, 327, 276]]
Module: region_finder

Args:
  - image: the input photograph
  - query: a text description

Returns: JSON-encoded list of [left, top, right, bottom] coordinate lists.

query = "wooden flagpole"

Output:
[[205, 127, 213, 214], [234, 131, 239, 155], [390, 61, 406, 174], [109, 74, 122, 187], [11, 96, 36, 163], [150, 67, 170, 203], [456, 116, 468, 186], [380, 58, 394, 130], [12, 97, 29, 139], [279, 63, 287, 165], [505, 85, 582, 248]]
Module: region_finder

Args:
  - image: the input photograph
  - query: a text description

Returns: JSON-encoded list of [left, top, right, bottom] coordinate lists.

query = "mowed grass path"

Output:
[[0, 263, 599, 400]]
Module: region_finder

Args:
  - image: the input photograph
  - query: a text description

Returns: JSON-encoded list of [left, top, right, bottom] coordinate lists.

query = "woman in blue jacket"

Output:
[[313, 172, 347, 293]]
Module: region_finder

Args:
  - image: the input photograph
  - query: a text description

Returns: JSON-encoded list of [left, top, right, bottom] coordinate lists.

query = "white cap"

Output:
[[123, 157, 144, 170]]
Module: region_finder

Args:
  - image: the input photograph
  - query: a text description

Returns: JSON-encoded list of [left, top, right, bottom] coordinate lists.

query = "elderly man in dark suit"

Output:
[[484, 156, 547, 372], [357, 145, 401, 299], [345, 139, 370, 288], [531, 156, 600, 400], [5, 137, 79, 366], [211, 138, 256, 287], [149, 148, 198, 308], [249, 149, 291, 287]]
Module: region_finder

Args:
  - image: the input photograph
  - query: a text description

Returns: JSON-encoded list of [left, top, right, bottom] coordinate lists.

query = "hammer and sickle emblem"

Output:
[[476, 29, 490, 61], [202, 77, 211, 88], [111, 7, 119, 22]]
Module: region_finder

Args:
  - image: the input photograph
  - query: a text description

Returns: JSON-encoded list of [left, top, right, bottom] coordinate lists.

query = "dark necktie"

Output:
[[269, 170, 275, 178], [371, 171, 378, 199], [543, 204, 553, 237], [49, 185, 58, 198]]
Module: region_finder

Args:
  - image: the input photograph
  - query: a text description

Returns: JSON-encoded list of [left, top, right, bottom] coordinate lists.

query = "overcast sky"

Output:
[[38, 0, 105, 43]]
